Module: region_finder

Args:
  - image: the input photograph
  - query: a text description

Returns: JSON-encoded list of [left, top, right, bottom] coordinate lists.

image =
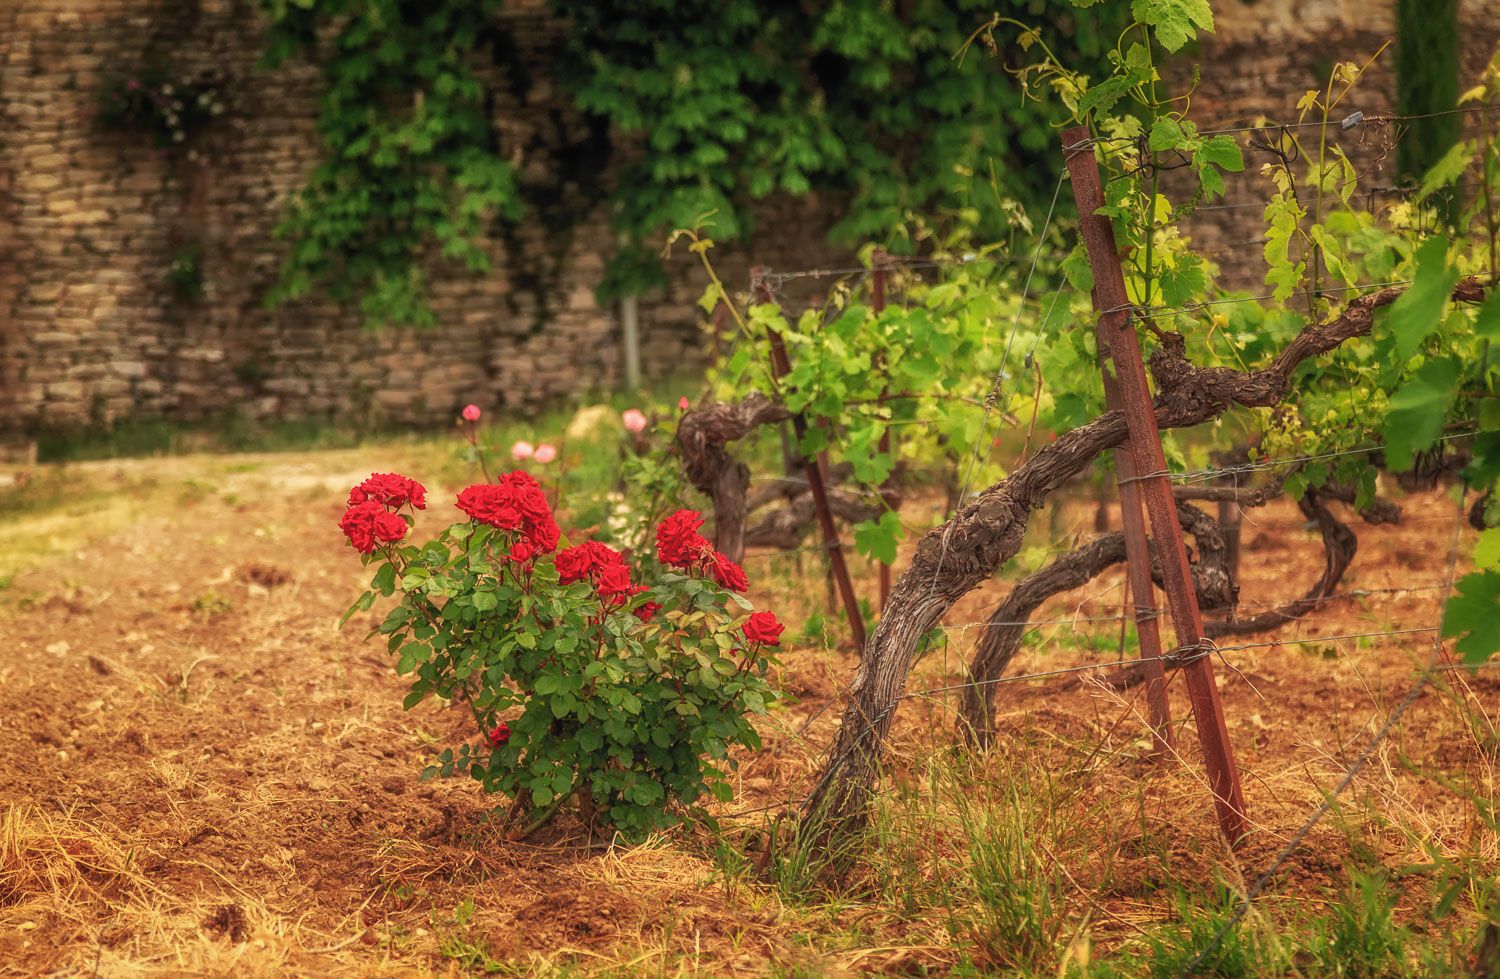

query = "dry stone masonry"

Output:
[[1, 0, 1496, 441], [0, 0, 847, 440]]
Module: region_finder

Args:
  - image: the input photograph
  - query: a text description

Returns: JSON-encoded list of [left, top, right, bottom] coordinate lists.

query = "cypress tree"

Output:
[[1396, 0, 1461, 214]]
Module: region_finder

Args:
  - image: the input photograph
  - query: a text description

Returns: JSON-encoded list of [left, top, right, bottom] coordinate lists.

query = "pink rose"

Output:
[[462, 403, 481, 422], [678, 396, 690, 411], [622, 408, 648, 432], [510, 440, 534, 460], [533, 443, 557, 464]]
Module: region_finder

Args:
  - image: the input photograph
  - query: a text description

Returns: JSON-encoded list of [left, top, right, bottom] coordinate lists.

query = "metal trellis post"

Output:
[[751, 266, 869, 654], [1063, 127, 1249, 845]]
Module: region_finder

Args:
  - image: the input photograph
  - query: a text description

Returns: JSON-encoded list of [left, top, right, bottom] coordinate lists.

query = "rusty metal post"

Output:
[[872, 250, 898, 610], [1090, 283, 1177, 761], [1063, 127, 1249, 846], [752, 267, 869, 653]]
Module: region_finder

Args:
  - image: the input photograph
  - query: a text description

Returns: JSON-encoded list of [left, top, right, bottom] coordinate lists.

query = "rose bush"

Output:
[[339, 473, 782, 837]]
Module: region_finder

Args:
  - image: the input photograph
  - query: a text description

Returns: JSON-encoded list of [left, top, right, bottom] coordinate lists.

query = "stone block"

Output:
[[45, 380, 85, 400]]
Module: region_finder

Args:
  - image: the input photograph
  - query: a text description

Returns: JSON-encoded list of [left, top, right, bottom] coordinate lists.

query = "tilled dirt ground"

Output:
[[0, 449, 1492, 976]]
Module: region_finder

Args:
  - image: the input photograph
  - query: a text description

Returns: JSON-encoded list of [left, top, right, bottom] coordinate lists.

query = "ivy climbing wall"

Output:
[[0, 0, 848, 438]]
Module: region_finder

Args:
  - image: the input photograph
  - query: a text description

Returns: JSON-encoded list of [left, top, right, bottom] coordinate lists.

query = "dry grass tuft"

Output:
[[0, 805, 140, 921]]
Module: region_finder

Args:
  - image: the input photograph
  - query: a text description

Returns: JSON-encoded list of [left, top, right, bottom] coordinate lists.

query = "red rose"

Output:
[[655, 510, 709, 567], [742, 611, 784, 647], [509, 538, 536, 564], [595, 562, 634, 597], [456, 484, 524, 530], [486, 722, 510, 748], [348, 473, 427, 511], [455, 472, 560, 554], [340, 500, 396, 555], [633, 600, 662, 622], [373, 511, 408, 544], [555, 539, 627, 585], [554, 546, 592, 584], [707, 551, 749, 592], [595, 563, 646, 606]]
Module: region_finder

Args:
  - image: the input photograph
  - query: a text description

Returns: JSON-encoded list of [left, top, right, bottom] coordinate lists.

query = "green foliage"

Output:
[[256, 0, 522, 329], [165, 245, 205, 299], [259, 1, 1128, 319], [556, 1, 1125, 299]]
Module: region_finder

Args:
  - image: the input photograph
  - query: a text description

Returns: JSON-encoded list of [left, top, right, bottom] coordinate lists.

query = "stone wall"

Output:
[[0, 0, 849, 438], [1, 1, 1496, 439]]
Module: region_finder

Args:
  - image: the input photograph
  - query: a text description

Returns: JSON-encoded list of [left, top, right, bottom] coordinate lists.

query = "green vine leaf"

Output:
[[1131, 0, 1214, 53], [1443, 570, 1500, 664], [1382, 356, 1461, 472], [1387, 236, 1459, 365], [854, 510, 904, 565]]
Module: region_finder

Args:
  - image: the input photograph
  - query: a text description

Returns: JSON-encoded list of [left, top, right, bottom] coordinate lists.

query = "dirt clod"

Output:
[[201, 903, 248, 942]]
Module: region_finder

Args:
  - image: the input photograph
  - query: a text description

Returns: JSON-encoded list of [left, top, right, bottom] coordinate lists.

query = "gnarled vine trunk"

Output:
[[955, 499, 1234, 749], [801, 278, 1486, 845], [676, 393, 790, 563]]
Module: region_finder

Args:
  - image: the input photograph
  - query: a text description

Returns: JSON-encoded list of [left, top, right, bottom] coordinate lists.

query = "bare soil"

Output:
[[0, 450, 1492, 976]]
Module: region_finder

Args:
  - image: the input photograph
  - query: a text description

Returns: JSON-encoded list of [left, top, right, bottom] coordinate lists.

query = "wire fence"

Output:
[[690, 97, 1494, 972]]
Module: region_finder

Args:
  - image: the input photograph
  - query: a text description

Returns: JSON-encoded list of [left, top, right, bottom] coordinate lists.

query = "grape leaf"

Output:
[[1388, 236, 1458, 365], [1443, 570, 1500, 664], [1200, 134, 1244, 172], [1382, 356, 1461, 472], [1131, 0, 1214, 52], [1416, 141, 1475, 203], [1474, 528, 1500, 569], [853, 510, 903, 565], [1473, 287, 1500, 342]]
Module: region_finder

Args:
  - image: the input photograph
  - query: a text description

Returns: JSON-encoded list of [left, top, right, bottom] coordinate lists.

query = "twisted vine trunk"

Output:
[[676, 393, 790, 563], [801, 278, 1486, 845], [744, 490, 881, 550], [955, 500, 1234, 749], [1203, 483, 1399, 637]]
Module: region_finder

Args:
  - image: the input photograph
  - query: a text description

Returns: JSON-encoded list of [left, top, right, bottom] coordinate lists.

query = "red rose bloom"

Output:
[[373, 510, 408, 544], [509, 538, 536, 564], [707, 551, 749, 592], [554, 546, 592, 584], [655, 510, 709, 567], [348, 473, 427, 511], [595, 562, 632, 595], [486, 722, 510, 748], [555, 539, 627, 585], [742, 611, 784, 647], [340, 500, 406, 554], [633, 600, 662, 622], [456, 484, 523, 529], [455, 472, 560, 554]]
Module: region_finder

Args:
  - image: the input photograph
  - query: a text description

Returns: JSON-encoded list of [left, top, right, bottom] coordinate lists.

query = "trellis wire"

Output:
[[1117, 430, 1477, 488], [928, 167, 1070, 597], [724, 620, 1452, 820], [1068, 105, 1494, 152], [1174, 483, 1469, 978]]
